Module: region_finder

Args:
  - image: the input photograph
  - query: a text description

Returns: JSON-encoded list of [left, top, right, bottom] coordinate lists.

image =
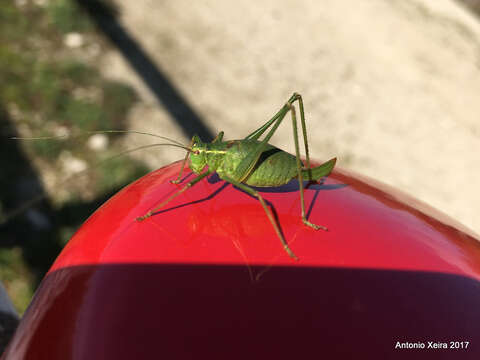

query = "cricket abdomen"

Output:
[[216, 139, 300, 187], [245, 149, 300, 187]]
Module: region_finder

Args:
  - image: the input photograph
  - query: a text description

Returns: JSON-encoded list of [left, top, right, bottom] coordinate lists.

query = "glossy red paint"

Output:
[[4, 161, 480, 359]]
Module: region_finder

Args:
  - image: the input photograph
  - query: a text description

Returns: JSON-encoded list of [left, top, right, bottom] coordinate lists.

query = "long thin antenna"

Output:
[[11, 129, 187, 147], [0, 142, 191, 225]]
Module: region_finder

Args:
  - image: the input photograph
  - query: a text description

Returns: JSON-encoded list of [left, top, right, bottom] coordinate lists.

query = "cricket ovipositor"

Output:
[[136, 93, 337, 260]]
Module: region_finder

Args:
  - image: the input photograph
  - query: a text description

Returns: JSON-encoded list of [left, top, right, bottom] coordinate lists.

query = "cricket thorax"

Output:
[[203, 142, 228, 171], [189, 140, 227, 173]]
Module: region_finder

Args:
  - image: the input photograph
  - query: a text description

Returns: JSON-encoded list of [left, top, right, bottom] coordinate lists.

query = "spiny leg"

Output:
[[286, 100, 327, 231], [246, 93, 311, 170], [291, 93, 312, 172], [233, 106, 290, 182], [222, 176, 298, 260], [237, 93, 326, 232], [244, 105, 288, 140], [234, 94, 305, 182], [137, 171, 210, 221]]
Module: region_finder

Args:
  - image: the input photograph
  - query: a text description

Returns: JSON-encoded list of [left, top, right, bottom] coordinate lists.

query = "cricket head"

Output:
[[189, 135, 207, 173]]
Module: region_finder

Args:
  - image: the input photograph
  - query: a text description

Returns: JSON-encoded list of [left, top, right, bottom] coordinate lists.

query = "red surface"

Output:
[[4, 161, 480, 359]]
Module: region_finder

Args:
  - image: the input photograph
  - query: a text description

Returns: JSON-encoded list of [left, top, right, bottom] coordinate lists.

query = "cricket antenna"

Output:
[[11, 129, 188, 148], [1, 140, 193, 225]]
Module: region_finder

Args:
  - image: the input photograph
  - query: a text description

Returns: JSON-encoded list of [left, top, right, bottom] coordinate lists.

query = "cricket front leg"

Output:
[[221, 176, 298, 260], [171, 137, 195, 184], [136, 171, 210, 221]]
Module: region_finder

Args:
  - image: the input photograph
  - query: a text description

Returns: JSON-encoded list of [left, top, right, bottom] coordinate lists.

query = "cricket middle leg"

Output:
[[222, 176, 298, 260]]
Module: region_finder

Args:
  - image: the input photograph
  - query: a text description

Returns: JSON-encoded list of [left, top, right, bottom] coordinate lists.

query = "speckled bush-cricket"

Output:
[[136, 93, 337, 260]]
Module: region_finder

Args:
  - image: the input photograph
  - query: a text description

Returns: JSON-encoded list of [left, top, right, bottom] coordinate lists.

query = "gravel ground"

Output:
[[100, 0, 480, 236]]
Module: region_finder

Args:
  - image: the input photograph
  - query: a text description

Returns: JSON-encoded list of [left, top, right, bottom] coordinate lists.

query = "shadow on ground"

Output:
[[74, 0, 214, 142]]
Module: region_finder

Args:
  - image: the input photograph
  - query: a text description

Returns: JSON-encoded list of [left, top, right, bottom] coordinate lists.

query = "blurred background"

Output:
[[1, 0, 480, 350]]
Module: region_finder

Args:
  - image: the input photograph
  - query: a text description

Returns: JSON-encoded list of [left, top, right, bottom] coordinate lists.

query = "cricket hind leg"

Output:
[[244, 93, 308, 146], [221, 176, 298, 260], [244, 105, 287, 140], [233, 93, 307, 183], [241, 93, 327, 231], [289, 93, 312, 171], [286, 95, 328, 231]]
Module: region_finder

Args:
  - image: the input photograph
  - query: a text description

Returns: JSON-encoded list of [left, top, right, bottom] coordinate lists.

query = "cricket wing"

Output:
[[301, 157, 337, 181], [232, 143, 267, 182]]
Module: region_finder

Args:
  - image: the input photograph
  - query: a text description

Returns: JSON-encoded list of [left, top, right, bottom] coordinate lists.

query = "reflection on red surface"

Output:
[[46, 161, 480, 277], [4, 161, 480, 359]]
